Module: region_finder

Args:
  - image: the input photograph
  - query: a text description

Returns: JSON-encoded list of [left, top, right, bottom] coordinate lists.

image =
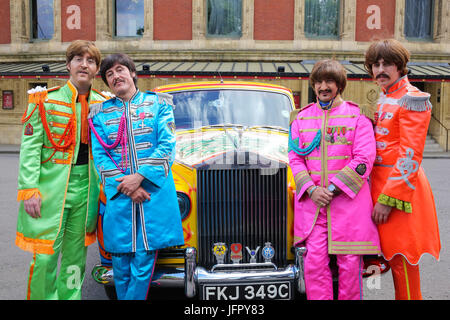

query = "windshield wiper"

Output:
[[208, 123, 245, 129], [246, 125, 288, 133], [193, 124, 241, 149]]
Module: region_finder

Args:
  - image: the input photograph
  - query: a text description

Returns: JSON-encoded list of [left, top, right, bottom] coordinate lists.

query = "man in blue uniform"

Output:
[[88, 53, 184, 300]]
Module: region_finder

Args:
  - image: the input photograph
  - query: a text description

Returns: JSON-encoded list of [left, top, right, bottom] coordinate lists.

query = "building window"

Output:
[[31, 0, 54, 40], [304, 0, 340, 38], [404, 0, 434, 39], [115, 0, 144, 37], [206, 0, 242, 37]]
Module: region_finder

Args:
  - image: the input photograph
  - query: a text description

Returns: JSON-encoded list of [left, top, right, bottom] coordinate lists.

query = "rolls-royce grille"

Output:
[[197, 166, 288, 269]]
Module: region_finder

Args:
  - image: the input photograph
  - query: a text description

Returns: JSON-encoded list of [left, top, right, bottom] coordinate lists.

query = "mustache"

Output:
[[376, 73, 390, 79], [318, 89, 332, 94], [113, 78, 124, 86]]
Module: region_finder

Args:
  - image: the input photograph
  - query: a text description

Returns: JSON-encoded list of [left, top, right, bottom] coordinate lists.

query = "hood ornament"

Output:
[[212, 242, 227, 264], [262, 242, 275, 263], [230, 243, 243, 264], [245, 246, 260, 263]]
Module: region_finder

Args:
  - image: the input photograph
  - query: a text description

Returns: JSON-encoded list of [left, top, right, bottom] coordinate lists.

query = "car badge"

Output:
[[245, 246, 260, 263], [262, 242, 275, 263], [230, 243, 243, 264], [212, 242, 227, 264]]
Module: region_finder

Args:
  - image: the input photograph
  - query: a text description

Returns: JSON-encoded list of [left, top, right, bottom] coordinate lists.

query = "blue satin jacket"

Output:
[[89, 89, 184, 254]]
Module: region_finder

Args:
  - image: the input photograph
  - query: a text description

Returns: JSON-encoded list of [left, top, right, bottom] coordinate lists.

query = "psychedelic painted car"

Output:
[[92, 81, 387, 300], [156, 81, 302, 300]]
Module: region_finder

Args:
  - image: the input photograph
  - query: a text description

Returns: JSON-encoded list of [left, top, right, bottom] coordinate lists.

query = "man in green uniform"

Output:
[[16, 40, 108, 300]]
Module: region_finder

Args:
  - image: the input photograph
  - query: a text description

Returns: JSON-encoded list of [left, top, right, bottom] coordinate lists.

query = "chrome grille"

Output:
[[197, 165, 288, 269]]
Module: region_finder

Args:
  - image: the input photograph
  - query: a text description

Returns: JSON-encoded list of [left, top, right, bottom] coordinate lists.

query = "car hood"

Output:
[[175, 128, 288, 168]]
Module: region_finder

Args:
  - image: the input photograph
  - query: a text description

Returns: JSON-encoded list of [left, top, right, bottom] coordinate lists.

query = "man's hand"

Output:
[[309, 186, 333, 208], [23, 196, 42, 219], [372, 202, 393, 224], [130, 187, 151, 204], [116, 173, 145, 196]]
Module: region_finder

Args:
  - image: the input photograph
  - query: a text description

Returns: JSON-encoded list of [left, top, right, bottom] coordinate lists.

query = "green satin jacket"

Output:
[[16, 81, 107, 254]]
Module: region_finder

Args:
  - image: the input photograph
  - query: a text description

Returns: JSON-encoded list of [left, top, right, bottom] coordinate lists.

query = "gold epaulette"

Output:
[[27, 86, 60, 104], [27, 86, 47, 104], [346, 100, 375, 122], [290, 102, 315, 125], [289, 109, 301, 126]]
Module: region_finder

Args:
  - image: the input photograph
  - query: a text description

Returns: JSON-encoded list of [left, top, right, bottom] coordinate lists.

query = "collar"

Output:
[[316, 94, 343, 110], [65, 80, 94, 103], [115, 88, 140, 104], [382, 75, 409, 95]]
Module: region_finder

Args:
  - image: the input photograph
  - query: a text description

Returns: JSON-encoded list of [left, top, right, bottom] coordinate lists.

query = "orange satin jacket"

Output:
[[370, 76, 441, 264]]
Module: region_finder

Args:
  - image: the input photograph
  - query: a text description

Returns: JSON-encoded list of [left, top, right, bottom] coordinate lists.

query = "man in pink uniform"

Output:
[[289, 59, 380, 300]]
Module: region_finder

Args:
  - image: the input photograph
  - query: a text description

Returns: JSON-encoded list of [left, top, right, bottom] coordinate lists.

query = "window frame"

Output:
[[303, 0, 341, 40], [30, 0, 54, 42], [112, 0, 145, 39], [205, 0, 243, 39], [404, 0, 435, 41]]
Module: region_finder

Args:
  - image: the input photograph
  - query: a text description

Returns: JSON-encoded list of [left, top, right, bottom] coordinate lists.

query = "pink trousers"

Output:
[[303, 208, 363, 300]]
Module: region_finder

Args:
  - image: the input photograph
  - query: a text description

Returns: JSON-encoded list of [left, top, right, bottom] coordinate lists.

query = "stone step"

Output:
[[425, 135, 444, 152], [423, 135, 450, 158], [424, 142, 443, 150]]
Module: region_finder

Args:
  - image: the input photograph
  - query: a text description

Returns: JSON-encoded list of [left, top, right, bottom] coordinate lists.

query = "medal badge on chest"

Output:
[[338, 126, 348, 143], [325, 127, 332, 142], [330, 127, 336, 143], [326, 126, 348, 144], [139, 112, 146, 128]]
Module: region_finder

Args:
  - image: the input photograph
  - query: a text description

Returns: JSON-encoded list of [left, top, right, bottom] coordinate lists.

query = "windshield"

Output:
[[171, 89, 292, 131]]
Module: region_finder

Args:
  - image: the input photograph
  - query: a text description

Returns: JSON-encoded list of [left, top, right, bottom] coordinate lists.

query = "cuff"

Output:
[[331, 166, 364, 199], [294, 171, 314, 200], [17, 188, 42, 201], [377, 193, 412, 213]]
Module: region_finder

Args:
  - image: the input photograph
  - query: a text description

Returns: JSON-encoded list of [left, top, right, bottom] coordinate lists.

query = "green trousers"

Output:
[[27, 164, 89, 300]]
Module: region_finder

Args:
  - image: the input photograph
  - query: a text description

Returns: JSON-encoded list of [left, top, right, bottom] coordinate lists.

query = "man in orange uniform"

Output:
[[364, 39, 441, 300]]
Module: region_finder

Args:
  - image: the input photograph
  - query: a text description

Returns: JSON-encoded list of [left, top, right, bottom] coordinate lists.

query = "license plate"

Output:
[[201, 281, 292, 300]]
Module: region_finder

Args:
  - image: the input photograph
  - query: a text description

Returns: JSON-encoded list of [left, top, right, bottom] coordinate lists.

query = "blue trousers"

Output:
[[111, 209, 158, 300]]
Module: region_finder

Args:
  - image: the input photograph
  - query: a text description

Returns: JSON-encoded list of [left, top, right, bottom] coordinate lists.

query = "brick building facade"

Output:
[[0, 0, 449, 146]]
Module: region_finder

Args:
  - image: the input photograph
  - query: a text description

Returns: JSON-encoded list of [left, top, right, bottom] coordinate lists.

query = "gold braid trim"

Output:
[[377, 193, 412, 213]]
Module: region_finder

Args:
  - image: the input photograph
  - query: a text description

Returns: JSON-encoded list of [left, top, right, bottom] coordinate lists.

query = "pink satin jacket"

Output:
[[289, 99, 380, 255]]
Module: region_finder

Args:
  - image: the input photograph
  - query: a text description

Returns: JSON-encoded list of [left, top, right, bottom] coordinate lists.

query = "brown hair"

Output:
[[309, 59, 347, 94], [364, 39, 410, 78], [65, 40, 101, 67], [100, 53, 138, 87]]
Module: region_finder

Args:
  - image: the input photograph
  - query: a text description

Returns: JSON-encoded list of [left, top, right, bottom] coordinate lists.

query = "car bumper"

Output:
[[184, 247, 307, 299], [92, 246, 308, 299]]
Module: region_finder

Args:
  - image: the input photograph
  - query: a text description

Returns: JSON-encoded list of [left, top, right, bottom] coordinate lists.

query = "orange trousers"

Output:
[[389, 255, 422, 300]]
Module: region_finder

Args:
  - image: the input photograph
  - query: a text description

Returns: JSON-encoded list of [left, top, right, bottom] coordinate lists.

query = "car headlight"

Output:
[[177, 192, 190, 220]]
